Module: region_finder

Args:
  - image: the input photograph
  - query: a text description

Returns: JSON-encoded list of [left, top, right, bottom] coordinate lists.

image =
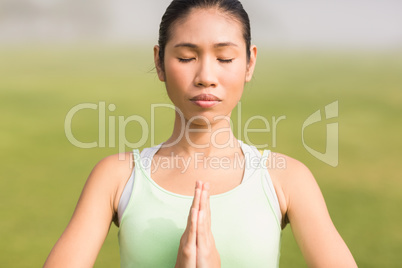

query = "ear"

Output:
[[245, 45, 257, 82], [154, 45, 165, 82]]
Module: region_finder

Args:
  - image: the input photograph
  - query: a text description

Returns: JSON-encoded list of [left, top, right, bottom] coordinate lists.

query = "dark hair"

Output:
[[158, 0, 251, 70]]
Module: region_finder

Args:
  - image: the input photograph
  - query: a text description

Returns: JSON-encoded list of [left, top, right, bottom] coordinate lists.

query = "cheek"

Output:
[[220, 62, 247, 96], [222, 68, 245, 86], [164, 61, 191, 91], [163, 62, 194, 109]]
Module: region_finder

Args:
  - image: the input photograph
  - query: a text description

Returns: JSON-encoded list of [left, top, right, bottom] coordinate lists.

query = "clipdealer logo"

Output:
[[64, 102, 286, 152], [302, 101, 339, 167], [64, 101, 339, 167]]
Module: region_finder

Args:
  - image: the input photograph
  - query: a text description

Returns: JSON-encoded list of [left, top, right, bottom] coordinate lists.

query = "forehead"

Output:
[[168, 8, 245, 47]]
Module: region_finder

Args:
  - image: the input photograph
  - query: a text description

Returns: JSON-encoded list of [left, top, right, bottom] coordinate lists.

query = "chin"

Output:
[[184, 110, 231, 126]]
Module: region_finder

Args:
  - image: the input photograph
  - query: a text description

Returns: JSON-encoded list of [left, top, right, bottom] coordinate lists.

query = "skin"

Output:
[[175, 181, 220, 268], [44, 7, 357, 268]]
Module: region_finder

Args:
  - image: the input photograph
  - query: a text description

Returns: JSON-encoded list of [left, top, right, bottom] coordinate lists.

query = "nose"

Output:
[[194, 57, 217, 88]]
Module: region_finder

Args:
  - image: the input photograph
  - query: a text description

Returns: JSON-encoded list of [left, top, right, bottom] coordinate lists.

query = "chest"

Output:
[[119, 170, 281, 268], [150, 155, 245, 195]]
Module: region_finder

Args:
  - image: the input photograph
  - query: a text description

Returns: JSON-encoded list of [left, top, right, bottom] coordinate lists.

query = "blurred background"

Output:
[[1, 0, 401, 267]]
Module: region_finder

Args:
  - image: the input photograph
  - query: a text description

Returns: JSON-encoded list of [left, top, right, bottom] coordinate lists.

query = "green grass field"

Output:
[[1, 45, 401, 267]]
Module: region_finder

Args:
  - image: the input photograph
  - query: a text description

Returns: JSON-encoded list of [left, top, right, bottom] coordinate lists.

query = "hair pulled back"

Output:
[[158, 0, 251, 70]]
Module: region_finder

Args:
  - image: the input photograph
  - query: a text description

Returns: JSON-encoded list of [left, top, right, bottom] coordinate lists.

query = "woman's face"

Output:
[[155, 8, 257, 125]]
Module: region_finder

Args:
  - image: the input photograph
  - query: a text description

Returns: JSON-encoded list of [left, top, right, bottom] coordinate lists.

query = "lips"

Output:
[[190, 94, 221, 108], [190, 94, 221, 101]]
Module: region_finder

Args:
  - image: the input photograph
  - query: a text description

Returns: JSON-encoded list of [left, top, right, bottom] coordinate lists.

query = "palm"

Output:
[[175, 181, 220, 268]]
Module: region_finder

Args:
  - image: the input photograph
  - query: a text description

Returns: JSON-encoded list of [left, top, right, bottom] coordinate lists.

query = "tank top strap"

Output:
[[132, 148, 144, 177], [138, 144, 162, 177], [260, 148, 282, 227], [132, 149, 140, 165]]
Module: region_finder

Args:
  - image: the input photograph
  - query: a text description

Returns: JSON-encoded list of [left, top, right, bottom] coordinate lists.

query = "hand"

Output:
[[175, 181, 221, 268], [175, 181, 202, 268], [196, 182, 221, 268]]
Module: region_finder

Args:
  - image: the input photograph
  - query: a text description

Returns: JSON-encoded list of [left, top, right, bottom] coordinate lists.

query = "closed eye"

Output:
[[218, 58, 234, 63], [178, 58, 195, 63]]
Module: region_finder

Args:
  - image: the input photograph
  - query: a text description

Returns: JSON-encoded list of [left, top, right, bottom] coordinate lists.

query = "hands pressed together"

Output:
[[175, 181, 221, 268]]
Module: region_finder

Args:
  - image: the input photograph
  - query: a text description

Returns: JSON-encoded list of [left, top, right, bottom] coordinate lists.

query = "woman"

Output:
[[44, 0, 357, 267]]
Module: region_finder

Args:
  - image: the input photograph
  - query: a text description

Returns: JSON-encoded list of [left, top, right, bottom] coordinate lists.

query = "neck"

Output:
[[162, 111, 241, 157]]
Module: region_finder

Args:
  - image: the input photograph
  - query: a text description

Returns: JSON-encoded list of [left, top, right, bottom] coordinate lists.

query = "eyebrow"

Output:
[[214, 42, 238, 48], [174, 42, 238, 49]]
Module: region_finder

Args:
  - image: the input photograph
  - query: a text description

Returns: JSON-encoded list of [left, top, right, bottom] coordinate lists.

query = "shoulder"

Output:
[[43, 152, 135, 266], [265, 151, 317, 226], [267, 152, 315, 187], [90, 152, 134, 181], [86, 152, 135, 212], [266, 152, 357, 266]]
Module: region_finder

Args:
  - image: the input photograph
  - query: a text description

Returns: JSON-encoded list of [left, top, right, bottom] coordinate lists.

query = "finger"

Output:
[[187, 207, 198, 244], [191, 181, 202, 210], [187, 181, 202, 226], [197, 183, 210, 245], [185, 182, 203, 246], [199, 182, 209, 212], [197, 209, 207, 246], [201, 182, 211, 227], [206, 185, 212, 229], [205, 183, 212, 231], [185, 181, 202, 233]]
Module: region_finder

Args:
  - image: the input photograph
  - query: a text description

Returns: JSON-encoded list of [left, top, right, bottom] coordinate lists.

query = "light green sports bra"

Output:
[[118, 141, 282, 267]]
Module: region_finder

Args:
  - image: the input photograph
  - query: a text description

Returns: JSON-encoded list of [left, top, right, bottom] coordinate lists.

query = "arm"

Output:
[[44, 153, 133, 268], [269, 153, 357, 267]]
